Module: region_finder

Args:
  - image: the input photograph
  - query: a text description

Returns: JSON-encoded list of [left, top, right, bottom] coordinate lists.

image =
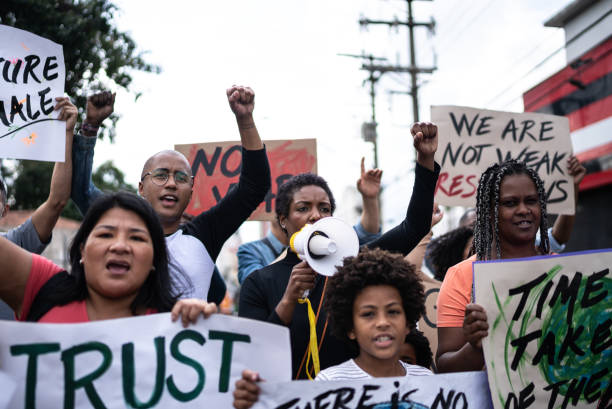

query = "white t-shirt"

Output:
[[165, 229, 215, 299], [315, 359, 432, 381]]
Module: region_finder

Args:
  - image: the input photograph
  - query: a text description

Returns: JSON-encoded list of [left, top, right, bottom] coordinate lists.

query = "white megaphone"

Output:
[[289, 217, 359, 276]]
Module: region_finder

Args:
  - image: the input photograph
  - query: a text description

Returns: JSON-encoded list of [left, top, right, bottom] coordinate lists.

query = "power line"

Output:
[[436, 0, 497, 55], [474, 30, 560, 104], [359, 0, 437, 123], [485, 7, 612, 107]]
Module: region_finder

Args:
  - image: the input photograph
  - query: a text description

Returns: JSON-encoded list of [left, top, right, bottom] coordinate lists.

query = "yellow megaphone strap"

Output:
[[297, 297, 320, 379]]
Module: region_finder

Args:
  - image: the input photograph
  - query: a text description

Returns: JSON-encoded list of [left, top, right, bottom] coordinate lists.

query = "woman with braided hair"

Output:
[[435, 159, 551, 373]]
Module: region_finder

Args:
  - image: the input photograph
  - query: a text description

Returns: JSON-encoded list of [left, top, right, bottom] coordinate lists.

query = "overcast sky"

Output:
[[91, 0, 572, 239]]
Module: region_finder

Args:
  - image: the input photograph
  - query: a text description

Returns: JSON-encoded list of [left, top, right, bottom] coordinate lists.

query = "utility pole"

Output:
[[338, 53, 387, 168], [359, 0, 436, 122]]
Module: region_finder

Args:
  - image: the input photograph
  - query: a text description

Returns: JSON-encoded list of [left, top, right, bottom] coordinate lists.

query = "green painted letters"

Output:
[[122, 336, 165, 408], [166, 329, 206, 402], [209, 330, 250, 392], [61, 342, 112, 409], [11, 343, 60, 409]]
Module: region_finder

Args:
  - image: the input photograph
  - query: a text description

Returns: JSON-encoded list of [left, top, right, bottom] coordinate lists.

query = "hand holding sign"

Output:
[[463, 303, 488, 350], [567, 155, 586, 186], [233, 369, 262, 409], [53, 96, 77, 133], [411, 121, 438, 171], [171, 298, 218, 328]]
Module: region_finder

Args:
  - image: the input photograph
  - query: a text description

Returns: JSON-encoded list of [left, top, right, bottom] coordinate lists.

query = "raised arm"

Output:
[[186, 86, 271, 261], [405, 203, 443, 270], [29, 97, 77, 243], [227, 85, 264, 151], [357, 157, 382, 234], [71, 92, 114, 215], [0, 235, 33, 314], [364, 122, 439, 255], [549, 156, 586, 249]]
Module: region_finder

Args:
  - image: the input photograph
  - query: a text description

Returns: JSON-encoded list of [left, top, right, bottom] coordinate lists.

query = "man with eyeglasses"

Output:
[[70, 86, 270, 302]]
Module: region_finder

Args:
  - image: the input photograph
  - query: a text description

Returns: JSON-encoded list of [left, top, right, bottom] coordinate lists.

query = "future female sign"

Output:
[[0, 25, 66, 162]]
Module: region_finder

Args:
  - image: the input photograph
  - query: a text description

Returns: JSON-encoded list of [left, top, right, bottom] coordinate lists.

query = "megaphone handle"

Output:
[[302, 289, 310, 298]]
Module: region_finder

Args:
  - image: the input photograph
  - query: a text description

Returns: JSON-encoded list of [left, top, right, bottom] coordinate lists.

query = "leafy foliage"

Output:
[[0, 0, 160, 140], [10, 160, 136, 221], [92, 160, 136, 194], [0, 0, 157, 218]]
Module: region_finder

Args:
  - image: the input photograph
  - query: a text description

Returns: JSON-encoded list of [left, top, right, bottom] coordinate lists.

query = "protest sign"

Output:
[[255, 371, 493, 409], [474, 249, 612, 409], [0, 371, 17, 409], [175, 139, 317, 221], [417, 270, 441, 361], [431, 106, 575, 215], [0, 25, 66, 162], [0, 313, 291, 408]]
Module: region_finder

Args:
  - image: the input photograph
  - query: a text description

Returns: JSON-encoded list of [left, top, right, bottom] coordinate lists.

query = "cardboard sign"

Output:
[[0, 313, 291, 408], [417, 270, 442, 362], [431, 106, 575, 215], [255, 371, 493, 409], [0, 25, 66, 162], [175, 139, 317, 221], [474, 250, 612, 409]]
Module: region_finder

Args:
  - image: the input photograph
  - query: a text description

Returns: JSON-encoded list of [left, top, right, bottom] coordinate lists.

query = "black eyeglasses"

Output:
[[141, 168, 193, 186]]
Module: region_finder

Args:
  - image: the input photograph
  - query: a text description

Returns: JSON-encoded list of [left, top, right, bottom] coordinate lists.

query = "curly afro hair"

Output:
[[274, 173, 336, 234], [404, 329, 433, 369], [426, 226, 474, 281], [325, 247, 425, 351]]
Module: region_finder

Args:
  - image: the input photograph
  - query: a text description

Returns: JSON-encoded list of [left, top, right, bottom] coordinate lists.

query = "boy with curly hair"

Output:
[[233, 248, 431, 408], [317, 247, 432, 379]]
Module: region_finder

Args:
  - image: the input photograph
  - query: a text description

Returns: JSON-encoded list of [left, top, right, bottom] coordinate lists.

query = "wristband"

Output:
[[81, 122, 100, 134]]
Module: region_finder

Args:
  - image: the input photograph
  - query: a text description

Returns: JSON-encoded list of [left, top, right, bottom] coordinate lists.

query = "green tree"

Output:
[[0, 0, 158, 218], [92, 160, 136, 194], [11, 160, 136, 221]]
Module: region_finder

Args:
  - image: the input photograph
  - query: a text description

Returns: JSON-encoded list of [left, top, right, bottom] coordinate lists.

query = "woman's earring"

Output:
[[79, 258, 83, 265]]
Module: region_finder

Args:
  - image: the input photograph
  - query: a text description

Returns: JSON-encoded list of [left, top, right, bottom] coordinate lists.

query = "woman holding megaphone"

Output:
[[239, 122, 440, 380]]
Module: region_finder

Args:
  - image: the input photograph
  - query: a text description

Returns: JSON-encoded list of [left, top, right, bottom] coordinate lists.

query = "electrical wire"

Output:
[[485, 7, 612, 107]]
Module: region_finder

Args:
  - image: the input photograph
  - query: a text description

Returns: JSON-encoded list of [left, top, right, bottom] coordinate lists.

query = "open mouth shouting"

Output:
[[106, 259, 131, 275], [160, 194, 179, 207]]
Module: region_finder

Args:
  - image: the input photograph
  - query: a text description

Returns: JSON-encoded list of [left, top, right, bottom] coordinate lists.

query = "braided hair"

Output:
[[473, 159, 549, 260]]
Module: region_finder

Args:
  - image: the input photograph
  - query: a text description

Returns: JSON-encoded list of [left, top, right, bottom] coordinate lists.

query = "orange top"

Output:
[[436, 254, 477, 328]]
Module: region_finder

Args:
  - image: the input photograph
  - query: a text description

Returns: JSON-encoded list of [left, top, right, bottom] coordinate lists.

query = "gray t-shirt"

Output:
[[0, 217, 48, 320]]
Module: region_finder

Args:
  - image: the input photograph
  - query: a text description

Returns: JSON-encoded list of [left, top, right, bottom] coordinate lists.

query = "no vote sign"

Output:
[[175, 139, 317, 221]]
